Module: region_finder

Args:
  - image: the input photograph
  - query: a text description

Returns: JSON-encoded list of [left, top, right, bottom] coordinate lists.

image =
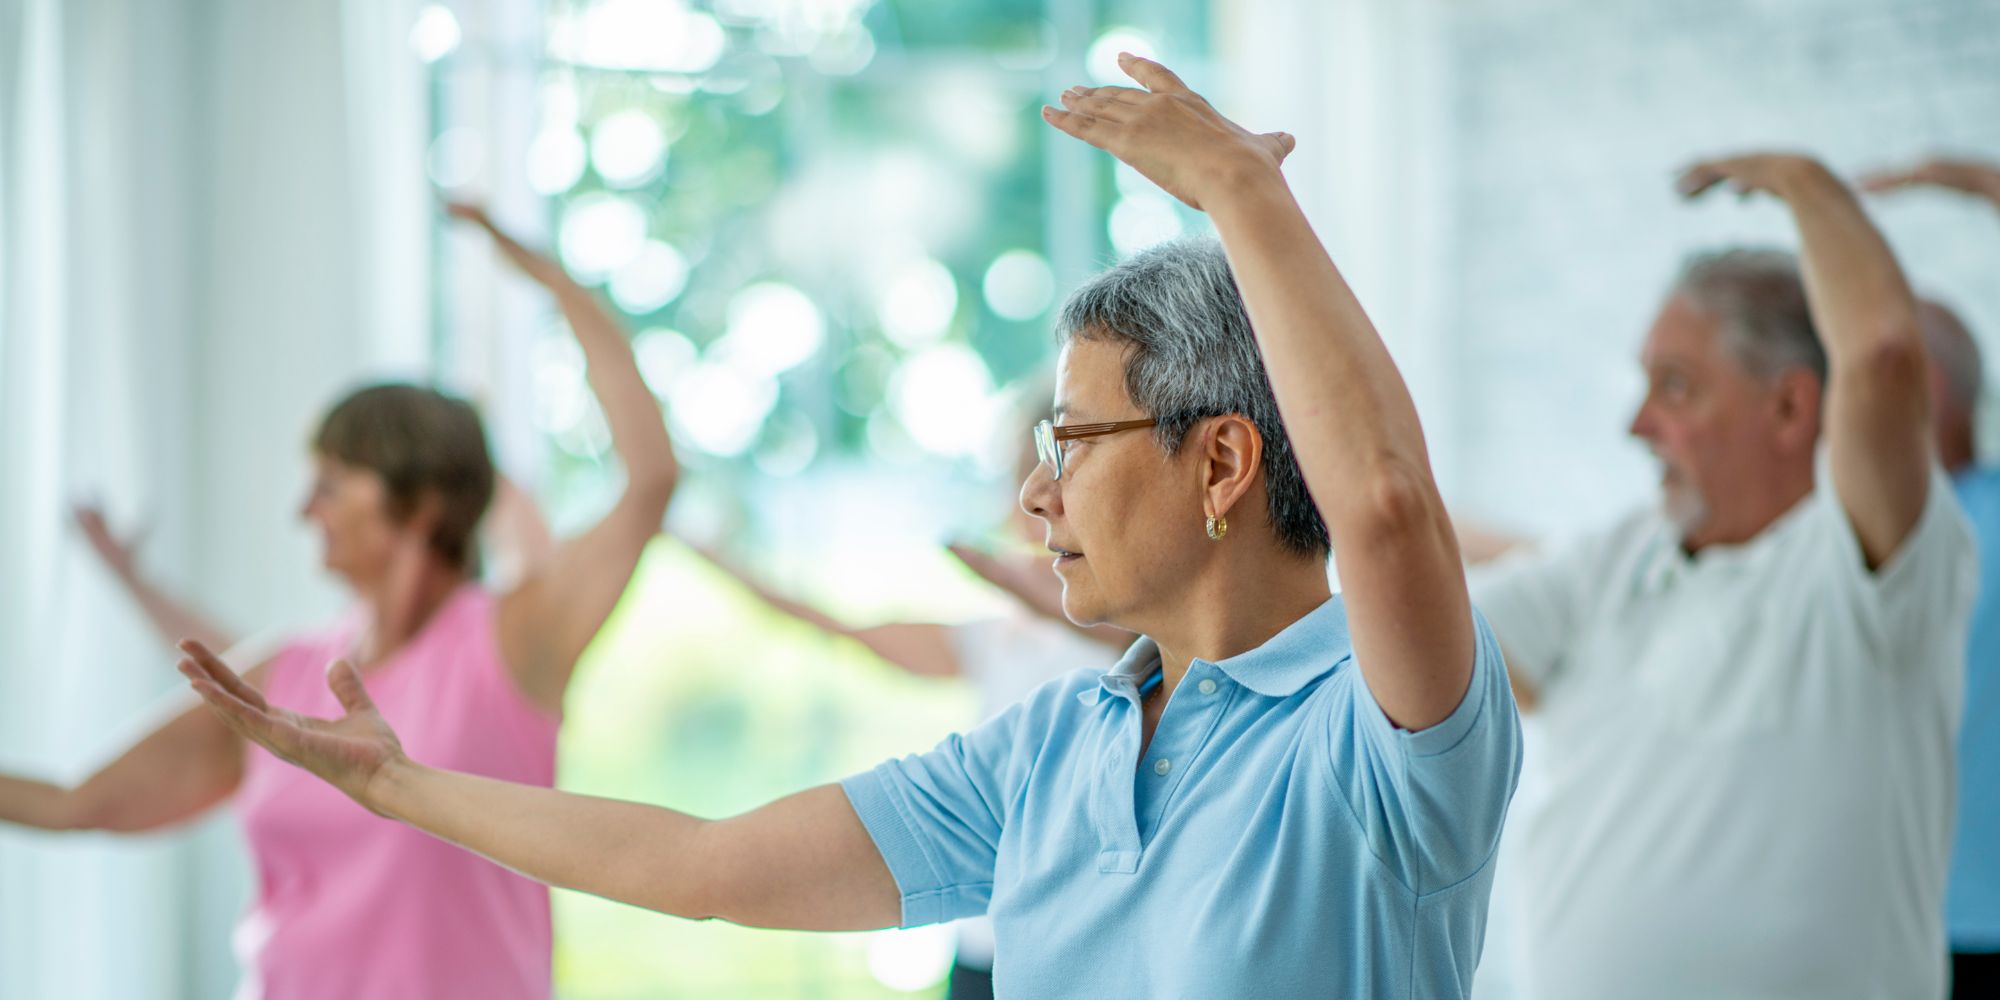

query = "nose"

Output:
[[1019, 457, 1059, 522], [1628, 396, 1656, 442]]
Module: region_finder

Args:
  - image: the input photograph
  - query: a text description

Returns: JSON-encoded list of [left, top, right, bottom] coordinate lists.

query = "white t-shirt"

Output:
[[1472, 463, 1975, 1000], [944, 614, 1123, 969]]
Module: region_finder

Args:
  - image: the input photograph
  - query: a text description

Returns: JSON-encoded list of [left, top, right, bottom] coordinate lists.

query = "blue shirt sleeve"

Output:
[[840, 674, 1077, 928], [1321, 608, 1523, 894]]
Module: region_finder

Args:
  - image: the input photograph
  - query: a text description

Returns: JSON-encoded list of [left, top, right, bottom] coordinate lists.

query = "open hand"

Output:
[[178, 640, 405, 812], [72, 503, 143, 578], [1043, 52, 1294, 211], [1858, 157, 2000, 202]]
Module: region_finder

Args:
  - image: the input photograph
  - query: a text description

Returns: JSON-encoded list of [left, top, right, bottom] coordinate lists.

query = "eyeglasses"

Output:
[[1033, 417, 1157, 481]]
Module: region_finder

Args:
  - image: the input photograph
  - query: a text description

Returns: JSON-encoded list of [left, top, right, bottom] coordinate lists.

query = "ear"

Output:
[[1769, 368, 1823, 453], [1196, 415, 1263, 523]]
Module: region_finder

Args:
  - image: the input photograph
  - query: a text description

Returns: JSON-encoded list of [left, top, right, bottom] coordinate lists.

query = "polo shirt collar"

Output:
[[1079, 596, 1353, 704], [1634, 490, 1815, 595]]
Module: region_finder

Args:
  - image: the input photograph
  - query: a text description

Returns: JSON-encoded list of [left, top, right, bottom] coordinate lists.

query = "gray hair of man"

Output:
[[1672, 248, 1827, 385], [1054, 237, 1332, 560], [1918, 297, 1982, 416]]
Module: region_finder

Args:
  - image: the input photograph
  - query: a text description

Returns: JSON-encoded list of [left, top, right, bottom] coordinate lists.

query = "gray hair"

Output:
[[1055, 237, 1330, 559], [1919, 298, 1982, 414], [1673, 249, 1827, 384]]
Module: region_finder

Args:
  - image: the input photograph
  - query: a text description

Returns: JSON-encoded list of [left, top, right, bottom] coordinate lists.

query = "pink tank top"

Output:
[[234, 586, 558, 1000]]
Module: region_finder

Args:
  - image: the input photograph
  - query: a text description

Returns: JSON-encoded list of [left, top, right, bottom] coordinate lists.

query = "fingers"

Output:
[[1673, 163, 1731, 198], [325, 659, 378, 716], [1059, 86, 1142, 121], [177, 639, 271, 713], [1119, 51, 1187, 93], [1042, 106, 1111, 149], [179, 660, 293, 758], [1264, 131, 1297, 161]]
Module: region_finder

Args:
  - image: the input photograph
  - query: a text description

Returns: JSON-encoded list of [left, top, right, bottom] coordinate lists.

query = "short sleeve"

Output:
[[1803, 462, 1979, 665], [1320, 610, 1524, 894], [840, 676, 1076, 928], [1467, 522, 1623, 694]]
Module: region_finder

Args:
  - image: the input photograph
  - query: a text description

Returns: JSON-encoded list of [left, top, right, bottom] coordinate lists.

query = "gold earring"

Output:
[[1205, 514, 1227, 541]]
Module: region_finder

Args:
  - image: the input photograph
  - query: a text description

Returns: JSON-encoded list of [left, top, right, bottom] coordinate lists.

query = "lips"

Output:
[[1047, 542, 1083, 566]]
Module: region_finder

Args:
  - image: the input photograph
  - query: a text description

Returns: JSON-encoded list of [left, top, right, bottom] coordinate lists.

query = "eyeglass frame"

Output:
[[1033, 417, 1158, 481]]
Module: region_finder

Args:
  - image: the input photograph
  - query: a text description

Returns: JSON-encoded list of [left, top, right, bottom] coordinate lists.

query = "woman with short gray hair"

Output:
[[179, 53, 1521, 999]]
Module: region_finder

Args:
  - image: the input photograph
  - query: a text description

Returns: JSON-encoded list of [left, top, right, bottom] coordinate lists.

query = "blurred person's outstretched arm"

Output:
[[945, 543, 1132, 650], [0, 648, 272, 832], [71, 503, 235, 653], [1679, 156, 1933, 567], [684, 539, 964, 678], [179, 641, 902, 930], [448, 204, 679, 714]]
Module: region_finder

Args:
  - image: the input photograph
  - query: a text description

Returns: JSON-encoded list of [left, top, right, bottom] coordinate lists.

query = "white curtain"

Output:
[[0, 1, 428, 996]]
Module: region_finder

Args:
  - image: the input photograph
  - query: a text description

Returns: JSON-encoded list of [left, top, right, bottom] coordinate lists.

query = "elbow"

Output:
[[1862, 328, 1929, 386], [624, 467, 679, 526], [1841, 327, 1932, 411], [1337, 462, 1448, 543]]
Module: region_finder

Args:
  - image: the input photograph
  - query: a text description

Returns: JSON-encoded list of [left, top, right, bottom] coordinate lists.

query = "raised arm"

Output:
[[72, 504, 235, 652], [178, 640, 900, 930], [1679, 156, 1933, 567], [0, 656, 270, 833], [448, 204, 679, 713], [1045, 55, 1472, 729]]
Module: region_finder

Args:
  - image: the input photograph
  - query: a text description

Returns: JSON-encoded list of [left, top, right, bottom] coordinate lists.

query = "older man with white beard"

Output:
[[1471, 154, 1977, 1000]]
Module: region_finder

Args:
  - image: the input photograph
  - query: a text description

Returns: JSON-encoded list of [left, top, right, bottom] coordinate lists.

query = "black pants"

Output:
[[946, 960, 994, 1000], [1956, 951, 1999, 1000]]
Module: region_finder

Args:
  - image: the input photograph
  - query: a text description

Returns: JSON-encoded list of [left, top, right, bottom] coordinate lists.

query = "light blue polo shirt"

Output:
[[1950, 465, 2000, 952], [841, 596, 1522, 998]]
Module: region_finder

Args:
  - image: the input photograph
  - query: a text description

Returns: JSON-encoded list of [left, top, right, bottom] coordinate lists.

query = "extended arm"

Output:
[[178, 640, 901, 930]]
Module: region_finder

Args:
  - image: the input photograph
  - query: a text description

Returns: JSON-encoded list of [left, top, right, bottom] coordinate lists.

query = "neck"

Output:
[[1683, 461, 1815, 553], [352, 552, 466, 664], [1145, 546, 1332, 689]]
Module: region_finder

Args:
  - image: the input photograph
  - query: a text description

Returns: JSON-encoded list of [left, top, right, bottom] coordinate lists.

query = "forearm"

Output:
[[555, 286, 678, 500], [1203, 172, 1445, 524], [0, 773, 77, 830], [115, 567, 235, 652], [1772, 163, 1924, 366], [370, 762, 898, 930]]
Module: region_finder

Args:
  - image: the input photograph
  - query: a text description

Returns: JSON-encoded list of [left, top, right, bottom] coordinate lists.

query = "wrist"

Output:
[[1198, 155, 1292, 216], [365, 753, 424, 820], [1770, 157, 1840, 200]]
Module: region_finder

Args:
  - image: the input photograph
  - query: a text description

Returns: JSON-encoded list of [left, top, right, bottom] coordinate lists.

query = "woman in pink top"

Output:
[[0, 204, 676, 1000]]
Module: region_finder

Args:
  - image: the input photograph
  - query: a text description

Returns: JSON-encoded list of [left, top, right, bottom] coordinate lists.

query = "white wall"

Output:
[[0, 2, 428, 996], [1223, 0, 2000, 541]]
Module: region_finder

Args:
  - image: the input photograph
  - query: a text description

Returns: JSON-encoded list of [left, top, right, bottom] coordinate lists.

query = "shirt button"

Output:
[[1154, 758, 1172, 776], [1197, 679, 1218, 695]]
